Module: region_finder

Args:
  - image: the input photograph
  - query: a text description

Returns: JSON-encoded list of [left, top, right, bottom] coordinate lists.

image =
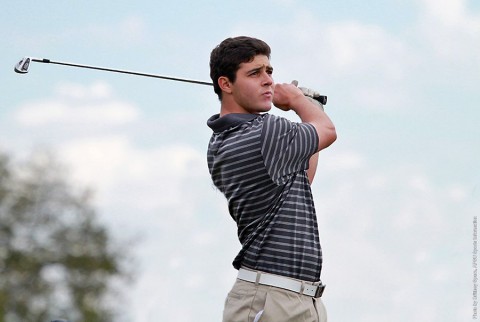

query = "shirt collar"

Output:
[[207, 113, 259, 133]]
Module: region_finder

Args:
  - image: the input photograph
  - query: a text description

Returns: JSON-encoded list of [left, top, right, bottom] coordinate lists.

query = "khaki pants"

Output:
[[222, 279, 327, 322]]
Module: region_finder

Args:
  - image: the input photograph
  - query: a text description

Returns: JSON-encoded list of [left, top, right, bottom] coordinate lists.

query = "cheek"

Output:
[[238, 84, 256, 100]]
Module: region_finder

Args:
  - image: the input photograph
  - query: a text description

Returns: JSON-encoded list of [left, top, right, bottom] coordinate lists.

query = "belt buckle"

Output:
[[315, 284, 326, 298]]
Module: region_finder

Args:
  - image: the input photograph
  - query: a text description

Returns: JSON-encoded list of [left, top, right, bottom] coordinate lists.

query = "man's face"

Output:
[[229, 55, 274, 114]]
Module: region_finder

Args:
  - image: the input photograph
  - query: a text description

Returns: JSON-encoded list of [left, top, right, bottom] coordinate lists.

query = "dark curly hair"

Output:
[[209, 36, 271, 100]]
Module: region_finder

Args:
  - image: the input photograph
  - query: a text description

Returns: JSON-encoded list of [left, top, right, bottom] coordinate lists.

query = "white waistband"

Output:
[[237, 268, 325, 298]]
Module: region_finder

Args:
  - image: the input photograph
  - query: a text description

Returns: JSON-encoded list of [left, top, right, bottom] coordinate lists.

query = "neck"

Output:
[[220, 96, 241, 116]]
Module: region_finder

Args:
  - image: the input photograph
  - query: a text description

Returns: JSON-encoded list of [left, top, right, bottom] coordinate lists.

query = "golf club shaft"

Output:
[[17, 57, 328, 105], [30, 58, 212, 86]]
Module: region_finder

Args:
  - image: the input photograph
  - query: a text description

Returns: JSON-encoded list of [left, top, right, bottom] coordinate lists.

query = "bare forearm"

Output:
[[290, 96, 337, 152], [273, 82, 337, 152]]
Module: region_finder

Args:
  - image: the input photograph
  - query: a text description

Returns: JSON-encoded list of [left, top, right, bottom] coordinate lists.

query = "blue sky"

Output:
[[1, 1, 479, 321]]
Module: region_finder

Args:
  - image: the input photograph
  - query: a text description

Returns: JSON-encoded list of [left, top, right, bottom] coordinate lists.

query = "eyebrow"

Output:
[[248, 65, 274, 74]]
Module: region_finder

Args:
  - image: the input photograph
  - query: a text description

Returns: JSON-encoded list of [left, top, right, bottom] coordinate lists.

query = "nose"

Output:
[[261, 71, 273, 86]]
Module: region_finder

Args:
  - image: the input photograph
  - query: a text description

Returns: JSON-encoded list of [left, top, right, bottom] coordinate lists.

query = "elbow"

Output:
[[330, 126, 337, 145], [318, 125, 337, 151]]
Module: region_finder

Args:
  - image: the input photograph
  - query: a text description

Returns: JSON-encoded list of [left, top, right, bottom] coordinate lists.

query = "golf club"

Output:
[[14, 57, 327, 105]]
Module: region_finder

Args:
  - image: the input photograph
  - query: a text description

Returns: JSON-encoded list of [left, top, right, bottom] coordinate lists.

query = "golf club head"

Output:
[[14, 57, 32, 74]]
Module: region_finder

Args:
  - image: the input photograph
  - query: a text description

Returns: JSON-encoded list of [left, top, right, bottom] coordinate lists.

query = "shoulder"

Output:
[[262, 113, 315, 134], [262, 113, 293, 129]]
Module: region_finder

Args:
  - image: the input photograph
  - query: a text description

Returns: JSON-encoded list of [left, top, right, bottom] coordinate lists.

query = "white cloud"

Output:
[[58, 135, 207, 212], [323, 21, 411, 80], [14, 81, 140, 127], [447, 184, 469, 202], [421, 0, 474, 26], [315, 149, 470, 321], [408, 174, 432, 193], [419, 0, 480, 64], [59, 136, 130, 190]]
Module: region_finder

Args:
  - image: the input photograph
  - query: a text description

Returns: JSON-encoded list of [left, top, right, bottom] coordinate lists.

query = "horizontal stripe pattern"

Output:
[[207, 113, 321, 282]]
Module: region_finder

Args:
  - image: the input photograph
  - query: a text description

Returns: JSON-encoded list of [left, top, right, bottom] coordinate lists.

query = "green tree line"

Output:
[[0, 151, 130, 322]]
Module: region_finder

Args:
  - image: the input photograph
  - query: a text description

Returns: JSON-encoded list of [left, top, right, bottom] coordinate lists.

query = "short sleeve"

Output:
[[261, 114, 319, 185]]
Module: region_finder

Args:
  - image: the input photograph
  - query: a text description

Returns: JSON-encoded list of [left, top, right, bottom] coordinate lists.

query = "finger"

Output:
[[299, 86, 321, 98], [299, 87, 313, 97]]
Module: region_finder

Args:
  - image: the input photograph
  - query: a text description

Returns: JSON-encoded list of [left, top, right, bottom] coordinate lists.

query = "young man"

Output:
[[207, 36, 337, 322]]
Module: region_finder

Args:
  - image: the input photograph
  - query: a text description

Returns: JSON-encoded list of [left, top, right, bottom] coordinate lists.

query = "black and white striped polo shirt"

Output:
[[207, 112, 322, 282]]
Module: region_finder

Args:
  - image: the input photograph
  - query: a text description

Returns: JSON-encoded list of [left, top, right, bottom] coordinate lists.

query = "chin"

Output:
[[261, 104, 272, 112], [246, 106, 271, 114], [254, 108, 271, 115]]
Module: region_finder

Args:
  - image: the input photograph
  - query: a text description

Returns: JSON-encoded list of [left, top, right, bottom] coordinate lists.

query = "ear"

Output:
[[218, 76, 233, 94]]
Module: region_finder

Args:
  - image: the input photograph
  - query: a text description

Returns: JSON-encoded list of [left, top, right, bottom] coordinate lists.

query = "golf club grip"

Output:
[[314, 95, 327, 105]]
